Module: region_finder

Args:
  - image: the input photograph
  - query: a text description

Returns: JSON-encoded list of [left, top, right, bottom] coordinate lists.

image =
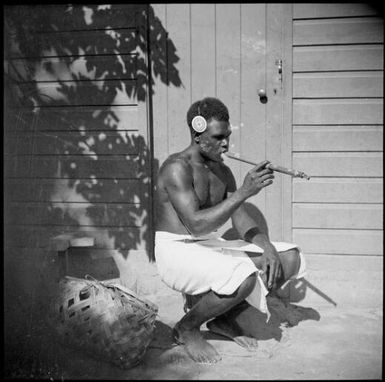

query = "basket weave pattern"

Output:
[[52, 276, 158, 369]]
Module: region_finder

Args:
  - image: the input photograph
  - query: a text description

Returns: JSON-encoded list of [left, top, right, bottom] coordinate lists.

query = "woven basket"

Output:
[[51, 276, 158, 369]]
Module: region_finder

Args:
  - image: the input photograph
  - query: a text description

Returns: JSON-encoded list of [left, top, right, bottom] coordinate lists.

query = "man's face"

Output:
[[198, 118, 231, 162]]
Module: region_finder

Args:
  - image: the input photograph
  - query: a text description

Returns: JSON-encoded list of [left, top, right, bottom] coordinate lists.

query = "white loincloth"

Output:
[[155, 231, 306, 319]]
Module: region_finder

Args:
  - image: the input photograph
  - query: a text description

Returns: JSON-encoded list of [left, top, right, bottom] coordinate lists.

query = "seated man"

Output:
[[154, 97, 305, 364]]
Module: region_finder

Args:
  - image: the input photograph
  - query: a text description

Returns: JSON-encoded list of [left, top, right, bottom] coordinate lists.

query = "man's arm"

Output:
[[231, 204, 273, 248], [227, 170, 283, 289], [163, 158, 273, 237]]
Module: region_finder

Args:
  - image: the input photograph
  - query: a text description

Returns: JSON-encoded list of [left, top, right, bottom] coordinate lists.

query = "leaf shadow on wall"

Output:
[[4, 5, 183, 378], [4, 4, 182, 265]]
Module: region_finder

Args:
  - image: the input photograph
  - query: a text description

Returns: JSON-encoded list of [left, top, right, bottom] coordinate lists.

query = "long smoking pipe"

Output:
[[224, 151, 311, 180]]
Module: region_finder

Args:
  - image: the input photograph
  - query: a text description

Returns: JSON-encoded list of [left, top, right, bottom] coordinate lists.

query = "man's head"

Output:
[[187, 97, 229, 135], [186, 97, 231, 162]]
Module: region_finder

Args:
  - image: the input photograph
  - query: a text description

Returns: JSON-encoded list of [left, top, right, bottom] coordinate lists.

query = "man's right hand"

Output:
[[240, 160, 274, 198]]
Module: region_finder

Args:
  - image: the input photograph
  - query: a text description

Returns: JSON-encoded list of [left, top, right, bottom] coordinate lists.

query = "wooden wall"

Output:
[[291, 3, 383, 255], [151, 3, 383, 256], [5, 4, 382, 267], [4, 4, 153, 291]]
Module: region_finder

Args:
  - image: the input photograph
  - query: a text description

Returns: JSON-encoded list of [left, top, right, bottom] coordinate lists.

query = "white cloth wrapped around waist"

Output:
[[154, 231, 306, 319]]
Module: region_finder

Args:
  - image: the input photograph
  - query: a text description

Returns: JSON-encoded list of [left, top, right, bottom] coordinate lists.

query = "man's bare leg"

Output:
[[173, 273, 257, 363], [206, 249, 302, 345], [271, 248, 301, 293], [206, 301, 259, 351], [247, 248, 301, 290], [263, 249, 305, 326]]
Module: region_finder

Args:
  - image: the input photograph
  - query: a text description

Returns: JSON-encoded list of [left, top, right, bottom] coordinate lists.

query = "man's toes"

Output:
[[201, 352, 221, 364], [183, 337, 222, 364], [234, 336, 259, 352], [190, 350, 221, 364]]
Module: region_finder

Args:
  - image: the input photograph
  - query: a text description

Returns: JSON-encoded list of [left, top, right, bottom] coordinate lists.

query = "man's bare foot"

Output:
[[206, 317, 259, 352], [173, 323, 221, 364], [267, 295, 303, 327]]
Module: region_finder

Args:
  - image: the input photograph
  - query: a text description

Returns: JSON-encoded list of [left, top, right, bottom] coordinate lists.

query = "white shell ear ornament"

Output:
[[192, 115, 207, 133]]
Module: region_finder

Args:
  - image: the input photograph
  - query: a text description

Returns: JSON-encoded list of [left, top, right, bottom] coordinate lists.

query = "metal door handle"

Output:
[[258, 88, 266, 97], [258, 88, 267, 103]]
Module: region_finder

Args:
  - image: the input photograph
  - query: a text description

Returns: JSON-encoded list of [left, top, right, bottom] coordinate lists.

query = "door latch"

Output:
[[275, 59, 283, 88]]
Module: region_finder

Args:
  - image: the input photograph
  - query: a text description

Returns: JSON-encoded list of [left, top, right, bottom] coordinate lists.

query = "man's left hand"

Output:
[[261, 246, 283, 290]]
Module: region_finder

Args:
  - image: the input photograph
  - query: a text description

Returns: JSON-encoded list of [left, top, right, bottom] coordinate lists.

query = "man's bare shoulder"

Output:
[[159, 152, 193, 181]]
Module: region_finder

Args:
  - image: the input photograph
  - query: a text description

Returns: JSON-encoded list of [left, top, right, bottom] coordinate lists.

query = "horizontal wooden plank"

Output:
[[6, 106, 139, 132], [293, 45, 384, 72], [4, 178, 144, 203], [50, 235, 96, 251], [293, 99, 383, 125], [3, 246, 153, 293], [5, 130, 142, 155], [293, 3, 379, 19], [293, 203, 383, 230], [293, 178, 383, 203], [14, 79, 137, 106], [4, 225, 147, 250], [58, 251, 121, 281], [5, 202, 146, 227], [9, 54, 137, 82], [4, 155, 144, 179], [5, 5, 141, 34], [293, 126, 383, 152], [293, 229, 383, 255], [293, 71, 383, 98], [293, 17, 383, 46], [293, 152, 383, 177], [7, 29, 140, 60], [298, 254, 383, 309], [3, 247, 147, 263]]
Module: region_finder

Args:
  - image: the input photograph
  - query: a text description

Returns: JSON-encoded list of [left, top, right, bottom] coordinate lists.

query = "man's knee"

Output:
[[280, 248, 301, 281], [238, 273, 257, 297]]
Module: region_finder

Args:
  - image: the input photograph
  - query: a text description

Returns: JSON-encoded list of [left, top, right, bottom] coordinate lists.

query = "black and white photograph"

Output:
[[3, 3, 383, 380]]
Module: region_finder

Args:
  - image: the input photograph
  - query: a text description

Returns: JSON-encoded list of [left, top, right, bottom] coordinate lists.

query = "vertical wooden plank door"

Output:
[[151, 4, 293, 242], [218, 3, 293, 241]]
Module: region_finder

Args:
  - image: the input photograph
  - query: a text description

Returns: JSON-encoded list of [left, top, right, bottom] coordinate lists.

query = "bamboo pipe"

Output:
[[224, 151, 310, 180]]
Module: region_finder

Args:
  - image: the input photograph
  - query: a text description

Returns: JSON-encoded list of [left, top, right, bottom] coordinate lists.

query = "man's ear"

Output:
[[193, 133, 200, 143]]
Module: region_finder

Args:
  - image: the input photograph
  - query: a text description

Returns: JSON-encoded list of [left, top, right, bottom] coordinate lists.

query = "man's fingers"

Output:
[[261, 261, 268, 274], [257, 168, 274, 177], [250, 160, 270, 172], [261, 262, 269, 287], [260, 173, 275, 182], [268, 262, 276, 289], [261, 179, 273, 188], [274, 263, 282, 286]]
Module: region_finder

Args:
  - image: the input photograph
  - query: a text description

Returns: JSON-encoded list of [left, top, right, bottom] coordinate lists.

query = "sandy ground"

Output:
[[5, 280, 382, 380]]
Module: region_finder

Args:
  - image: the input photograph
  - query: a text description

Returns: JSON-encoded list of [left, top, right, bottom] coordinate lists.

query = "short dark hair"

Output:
[[186, 97, 229, 134]]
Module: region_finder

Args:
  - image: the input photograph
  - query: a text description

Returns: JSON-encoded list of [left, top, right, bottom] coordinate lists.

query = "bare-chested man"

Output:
[[155, 97, 304, 364]]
